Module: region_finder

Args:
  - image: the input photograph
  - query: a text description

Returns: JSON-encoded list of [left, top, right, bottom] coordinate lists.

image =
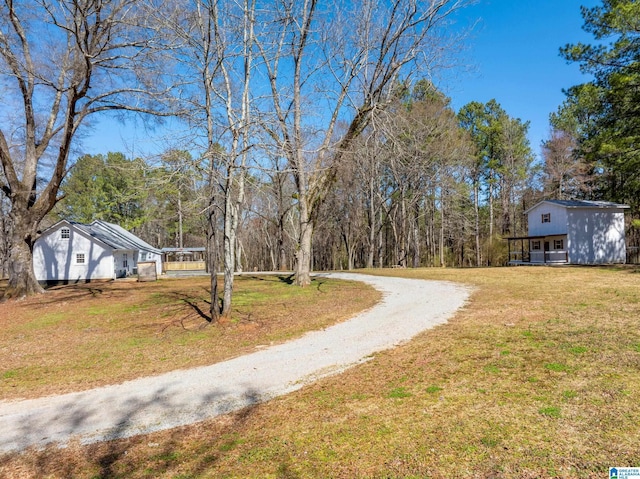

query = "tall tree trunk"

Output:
[[222, 166, 245, 318], [367, 175, 375, 268], [412, 201, 420, 268], [278, 223, 287, 271], [177, 190, 184, 250], [0, 207, 9, 278], [439, 194, 445, 267], [342, 230, 354, 270], [398, 192, 407, 267], [488, 176, 494, 240], [474, 180, 481, 267], [378, 207, 384, 268], [4, 207, 44, 300], [295, 194, 313, 286], [222, 185, 236, 318], [277, 189, 288, 271], [206, 190, 220, 323], [500, 180, 511, 236]]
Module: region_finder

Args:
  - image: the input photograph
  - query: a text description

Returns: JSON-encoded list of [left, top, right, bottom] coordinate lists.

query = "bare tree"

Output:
[[0, 0, 167, 299], [542, 128, 591, 200], [255, 0, 468, 285], [158, 0, 256, 319], [0, 192, 10, 278]]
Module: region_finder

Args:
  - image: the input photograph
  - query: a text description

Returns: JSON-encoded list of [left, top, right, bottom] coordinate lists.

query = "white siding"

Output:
[[33, 223, 115, 281], [524, 200, 628, 265], [113, 250, 135, 278], [527, 203, 569, 236], [567, 209, 627, 264]]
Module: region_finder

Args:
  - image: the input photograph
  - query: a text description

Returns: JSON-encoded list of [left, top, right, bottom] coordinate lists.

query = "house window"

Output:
[[76, 253, 85, 264], [554, 239, 564, 250], [61, 228, 70, 239], [531, 240, 541, 251], [141, 252, 147, 261], [541, 213, 551, 223], [123, 253, 128, 268]]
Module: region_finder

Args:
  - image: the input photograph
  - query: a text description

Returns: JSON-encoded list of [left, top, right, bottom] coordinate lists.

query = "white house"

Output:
[[33, 220, 162, 284], [507, 200, 629, 265]]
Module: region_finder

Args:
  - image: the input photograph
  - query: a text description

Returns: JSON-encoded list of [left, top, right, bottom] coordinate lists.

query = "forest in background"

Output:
[[36, 85, 542, 272], [9, 75, 639, 275], [1, 0, 640, 307]]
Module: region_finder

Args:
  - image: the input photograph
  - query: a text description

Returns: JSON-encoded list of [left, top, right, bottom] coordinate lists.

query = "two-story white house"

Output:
[[33, 220, 162, 284], [507, 200, 629, 265]]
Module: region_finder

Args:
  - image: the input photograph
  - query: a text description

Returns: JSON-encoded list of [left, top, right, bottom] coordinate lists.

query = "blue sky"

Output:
[[444, 0, 599, 160], [82, 0, 600, 162]]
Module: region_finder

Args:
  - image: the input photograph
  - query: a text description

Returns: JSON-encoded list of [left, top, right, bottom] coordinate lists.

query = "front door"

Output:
[[544, 241, 550, 263]]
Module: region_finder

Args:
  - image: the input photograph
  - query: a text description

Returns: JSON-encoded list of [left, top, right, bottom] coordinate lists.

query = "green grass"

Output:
[[2, 266, 640, 479], [538, 406, 562, 418], [544, 362, 570, 372], [21, 312, 67, 330], [387, 387, 412, 399]]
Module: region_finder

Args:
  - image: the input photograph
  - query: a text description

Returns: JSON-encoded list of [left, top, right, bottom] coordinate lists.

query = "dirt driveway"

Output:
[[0, 273, 470, 453]]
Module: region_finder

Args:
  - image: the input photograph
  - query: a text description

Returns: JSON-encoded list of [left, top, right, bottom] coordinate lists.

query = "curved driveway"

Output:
[[0, 273, 469, 453]]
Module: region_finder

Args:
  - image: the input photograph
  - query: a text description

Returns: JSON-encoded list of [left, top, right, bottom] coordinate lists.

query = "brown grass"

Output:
[[2, 266, 640, 478], [0, 274, 379, 400]]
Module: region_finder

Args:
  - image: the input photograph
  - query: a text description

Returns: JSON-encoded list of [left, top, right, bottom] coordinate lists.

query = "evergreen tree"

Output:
[[559, 0, 640, 209]]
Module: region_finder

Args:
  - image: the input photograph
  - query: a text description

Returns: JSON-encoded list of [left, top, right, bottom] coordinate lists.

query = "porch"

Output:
[[506, 235, 569, 265], [161, 247, 207, 273]]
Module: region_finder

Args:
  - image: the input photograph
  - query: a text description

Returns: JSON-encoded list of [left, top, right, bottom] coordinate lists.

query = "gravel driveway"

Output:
[[0, 273, 470, 454]]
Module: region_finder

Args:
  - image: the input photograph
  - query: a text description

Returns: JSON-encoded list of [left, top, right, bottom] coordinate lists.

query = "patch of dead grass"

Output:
[[2, 266, 640, 478]]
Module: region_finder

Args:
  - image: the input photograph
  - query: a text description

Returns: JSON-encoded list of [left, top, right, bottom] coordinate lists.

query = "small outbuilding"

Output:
[[33, 220, 162, 284], [507, 200, 629, 265]]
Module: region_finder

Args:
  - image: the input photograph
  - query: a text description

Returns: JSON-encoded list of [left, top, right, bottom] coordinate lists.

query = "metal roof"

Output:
[[71, 220, 161, 254], [161, 247, 206, 252], [525, 199, 630, 214]]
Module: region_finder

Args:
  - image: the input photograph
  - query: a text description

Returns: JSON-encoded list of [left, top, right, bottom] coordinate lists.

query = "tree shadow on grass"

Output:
[[237, 274, 295, 285], [278, 274, 295, 285], [168, 291, 213, 323], [6, 281, 140, 311]]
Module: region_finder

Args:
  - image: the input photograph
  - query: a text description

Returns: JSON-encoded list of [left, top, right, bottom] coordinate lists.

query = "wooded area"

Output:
[[1, 0, 639, 308]]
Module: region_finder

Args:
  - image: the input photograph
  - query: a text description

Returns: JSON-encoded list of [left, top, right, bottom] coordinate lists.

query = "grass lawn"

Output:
[[0, 275, 379, 400], [2, 266, 640, 478]]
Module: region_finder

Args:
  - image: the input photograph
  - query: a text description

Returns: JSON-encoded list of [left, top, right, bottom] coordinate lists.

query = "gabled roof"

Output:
[[525, 199, 630, 214], [70, 220, 161, 254]]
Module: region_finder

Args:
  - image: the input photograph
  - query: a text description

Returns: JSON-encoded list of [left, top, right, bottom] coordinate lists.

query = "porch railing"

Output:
[[163, 261, 206, 272]]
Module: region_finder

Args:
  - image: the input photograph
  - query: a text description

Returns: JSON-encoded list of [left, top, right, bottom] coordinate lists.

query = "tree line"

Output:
[[543, 0, 640, 246], [44, 81, 538, 272], [1, 0, 639, 315]]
